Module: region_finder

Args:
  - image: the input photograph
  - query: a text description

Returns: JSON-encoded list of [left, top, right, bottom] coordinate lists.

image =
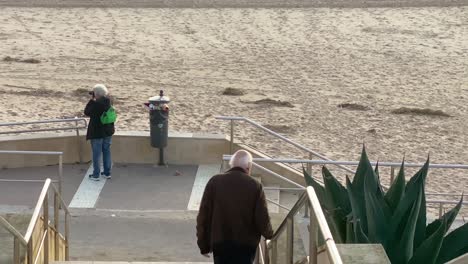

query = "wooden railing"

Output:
[[0, 178, 70, 264]]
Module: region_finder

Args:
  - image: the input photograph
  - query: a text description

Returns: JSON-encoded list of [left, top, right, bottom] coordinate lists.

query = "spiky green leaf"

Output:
[[364, 171, 390, 246], [408, 219, 445, 264], [373, 162, 389, 205], [346, 176, 368, 236], [427, 195, 463, 238], [322, 166, 351, 215], [352, 145, 373, 190], [349, 146, 379, 234], [387, 187, 423, 264], [385, 160, 406, 213], [411, 159, 429, 251], [374, 161, 380, 178], [322, 166, 350, 243], [323, 209, 346, 244], [303, 167, 328, 208], [436, 223, 468, 263], [354, 218, 370, 244], [345, 216, 356, 243], [388, 159, 428, 253], [405, 157, 429, 193], [303, 167, 345, 243]]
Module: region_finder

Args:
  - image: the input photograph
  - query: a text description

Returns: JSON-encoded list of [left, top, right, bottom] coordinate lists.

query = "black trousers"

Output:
[[213, 252, 255, 264], [213, 242, 256, 264]]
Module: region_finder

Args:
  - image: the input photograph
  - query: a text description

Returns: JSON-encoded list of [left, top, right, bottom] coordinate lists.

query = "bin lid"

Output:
[[149, 95, 170, 104]]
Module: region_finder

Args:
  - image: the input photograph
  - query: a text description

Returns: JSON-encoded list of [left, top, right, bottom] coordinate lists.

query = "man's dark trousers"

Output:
[[213, 252, 255, 264]]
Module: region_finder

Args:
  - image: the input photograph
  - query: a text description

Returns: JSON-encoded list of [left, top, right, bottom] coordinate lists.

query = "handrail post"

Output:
[[58, 155, 63, 200], [54, 192, 60, 260], [270, 240, 277, 264], [286, 217, 294, 264], [304, 153, 313, 217], [262, 238, 269, 264], [27, 239, 33, 264], [390, 166, 395, 184], [65, 212, 70, 260], [75, 118, 83, 163], [230, 120, 234, 154], [255, 244, 260, 264], [13, 237, 20, 264], [307, 152, 313, 176], [43, 192, 49, 264], [309, 203, 318, 264]]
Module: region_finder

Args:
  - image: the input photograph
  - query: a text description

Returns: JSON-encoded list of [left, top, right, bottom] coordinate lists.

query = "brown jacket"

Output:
[[196, 167, 274, 255]]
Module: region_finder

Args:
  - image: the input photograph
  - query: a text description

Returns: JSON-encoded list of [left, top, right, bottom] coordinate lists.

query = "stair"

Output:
[[252, 175, 280, 213]]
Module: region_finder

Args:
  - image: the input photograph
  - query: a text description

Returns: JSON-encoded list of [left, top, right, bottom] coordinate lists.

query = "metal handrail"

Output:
[[266, 198, 292, 211], [215, 116, 355, 174], [252, 162, 305, 189], [0, 118, 87, 133], [263, 187, 343, 264], [226, 156, 468, 217], [241, 158, 468, 170], [0, 178, 71, 264], [0, 118, 87, 163], [0, 150, 64, 197], [217, 116, 468, 201], [270, 191, 308, 241]]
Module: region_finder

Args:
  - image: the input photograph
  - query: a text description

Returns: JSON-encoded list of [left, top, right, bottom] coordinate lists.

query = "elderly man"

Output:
[[84, 84, 115, 181], [196, 150, 273, 264]]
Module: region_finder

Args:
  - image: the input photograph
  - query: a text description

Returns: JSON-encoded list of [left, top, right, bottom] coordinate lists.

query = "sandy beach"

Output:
[[0, 3, 467, 203]]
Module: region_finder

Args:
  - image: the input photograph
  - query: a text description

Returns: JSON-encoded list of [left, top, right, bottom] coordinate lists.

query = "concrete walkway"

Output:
[[0, 163, 290, 262], [1, 164, 206, 262]]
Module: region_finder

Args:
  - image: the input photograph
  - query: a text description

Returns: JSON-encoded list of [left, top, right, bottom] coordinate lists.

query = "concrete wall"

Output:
[[0, 129, 304, 185], [318, 244, 391, 264], [0, 131, 306, 187], [0, 132, 84, 168], [0, 131, 229, 168]]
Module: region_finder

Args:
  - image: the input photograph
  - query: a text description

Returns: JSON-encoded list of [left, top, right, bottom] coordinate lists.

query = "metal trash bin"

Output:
[[147, 90, 170, 165]]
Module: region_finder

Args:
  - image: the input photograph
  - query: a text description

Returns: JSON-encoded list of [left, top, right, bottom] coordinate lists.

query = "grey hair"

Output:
[[93, 84, 108, 97], [229, 150, 253, 171]]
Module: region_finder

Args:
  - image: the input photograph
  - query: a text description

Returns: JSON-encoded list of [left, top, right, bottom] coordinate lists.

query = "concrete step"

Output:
[[251, 175, 280, 213], [264, 185, 280, 213], [252, 175, 262, 183], [64, 210, 210, 262]]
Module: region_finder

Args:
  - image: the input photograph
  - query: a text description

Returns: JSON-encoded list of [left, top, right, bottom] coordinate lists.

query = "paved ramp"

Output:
[[0, 164, 87, 208], [187, 164, 221, 211], [69, 164, 108, 209], [69, 164, 198, 210]]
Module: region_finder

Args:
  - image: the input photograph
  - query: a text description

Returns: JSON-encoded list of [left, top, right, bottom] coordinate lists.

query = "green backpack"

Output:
[[100, 106, 117, 125]]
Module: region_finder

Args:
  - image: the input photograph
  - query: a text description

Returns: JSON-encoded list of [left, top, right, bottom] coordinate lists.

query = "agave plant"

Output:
[[304, 147, 468, 264]]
